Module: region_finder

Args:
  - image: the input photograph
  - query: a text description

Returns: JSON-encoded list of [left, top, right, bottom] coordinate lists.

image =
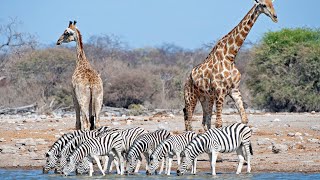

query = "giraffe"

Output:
[[184, 0, 278, 131], [56, 21, 103, 130]]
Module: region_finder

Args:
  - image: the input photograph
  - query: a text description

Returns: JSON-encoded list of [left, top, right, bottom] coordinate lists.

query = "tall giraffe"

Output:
[[56, 21, 103, 130], [184, 0, 278, 131]]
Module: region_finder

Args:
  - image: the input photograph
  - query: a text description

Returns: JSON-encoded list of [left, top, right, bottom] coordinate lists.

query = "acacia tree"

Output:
[[247, 28, 320, 112]]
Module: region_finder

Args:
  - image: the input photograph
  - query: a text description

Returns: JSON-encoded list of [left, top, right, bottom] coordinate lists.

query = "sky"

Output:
[[1, 0, 320, 49]]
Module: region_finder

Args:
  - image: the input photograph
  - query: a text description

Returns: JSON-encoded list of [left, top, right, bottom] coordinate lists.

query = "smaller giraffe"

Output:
[[56, 21, 103, 130]]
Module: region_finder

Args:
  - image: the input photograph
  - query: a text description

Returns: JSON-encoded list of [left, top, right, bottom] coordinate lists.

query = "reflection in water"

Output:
[[0, 169, 319, 180]]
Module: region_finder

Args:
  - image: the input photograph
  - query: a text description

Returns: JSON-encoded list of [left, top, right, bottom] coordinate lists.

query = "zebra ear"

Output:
[[180, 151, 185, 157]]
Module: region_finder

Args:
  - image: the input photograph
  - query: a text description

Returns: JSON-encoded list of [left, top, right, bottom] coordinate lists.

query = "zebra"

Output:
[[63, 131, 125, 176], [177, 123, 253, 176], [98, 126, 148, 174], [43, 129, 86, 173], [148, 131, 197, 175], [43, 126, 109, 174], [126, 129, 171, 174], [57, 127, 123, 174]]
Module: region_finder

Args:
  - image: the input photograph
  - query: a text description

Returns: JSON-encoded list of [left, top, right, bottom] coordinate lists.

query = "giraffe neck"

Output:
[[213, 4, 261, 63], [74, 29, 89, 66]]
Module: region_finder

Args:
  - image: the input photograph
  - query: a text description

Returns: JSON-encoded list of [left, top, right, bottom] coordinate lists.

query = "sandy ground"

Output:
[[0, 112, 319, 174]]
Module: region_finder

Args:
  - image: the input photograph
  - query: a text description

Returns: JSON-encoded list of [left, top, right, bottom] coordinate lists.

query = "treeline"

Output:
[[0, 19, 319, 113]]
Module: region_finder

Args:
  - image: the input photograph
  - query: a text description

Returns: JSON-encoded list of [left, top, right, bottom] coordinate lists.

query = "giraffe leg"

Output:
[[215, 94, 225, 128], [92, 87, 103, 129], [72, 88, 81, 130], [75, 85, 91, 130], [230, 89, 248, 124], [199, 95, 215, 131], [184, 78, 197, 131]]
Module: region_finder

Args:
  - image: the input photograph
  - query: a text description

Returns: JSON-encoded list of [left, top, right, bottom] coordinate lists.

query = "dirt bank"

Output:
[[0, 112, 319, 174]]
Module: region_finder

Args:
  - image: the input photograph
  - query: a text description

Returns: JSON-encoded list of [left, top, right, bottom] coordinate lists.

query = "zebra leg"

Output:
[[89, 161, 94, 176], [236, 148, 245, 174], [102, 155, 110, 174], [191, 157, 197, 175], [164, 156, 169, 175], [167, 156, 173, 175], [244, 143, 252, 173], [159, 158, 165, 175], [134, 159, 141, 173], [93, 155, 105, 176], [209, 151, 218, 175]]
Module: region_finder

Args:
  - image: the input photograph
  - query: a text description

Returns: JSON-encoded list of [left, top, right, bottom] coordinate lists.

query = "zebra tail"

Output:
[[249, 142, 253, 156]]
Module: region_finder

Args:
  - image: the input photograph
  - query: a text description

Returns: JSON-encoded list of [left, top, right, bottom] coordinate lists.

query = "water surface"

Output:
[[0, 169, 319, 180]]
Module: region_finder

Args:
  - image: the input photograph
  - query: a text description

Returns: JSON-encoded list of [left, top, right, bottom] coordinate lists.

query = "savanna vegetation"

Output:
[[0, 19, 319, 113]]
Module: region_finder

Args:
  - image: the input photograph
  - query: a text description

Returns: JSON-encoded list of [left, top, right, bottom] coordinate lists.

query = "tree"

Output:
[[247, 28, 320, 112], [0, 18, 37, 68]]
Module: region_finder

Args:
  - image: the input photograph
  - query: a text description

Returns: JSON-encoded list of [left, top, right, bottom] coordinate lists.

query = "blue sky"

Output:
[[1, 0, 319, 49]]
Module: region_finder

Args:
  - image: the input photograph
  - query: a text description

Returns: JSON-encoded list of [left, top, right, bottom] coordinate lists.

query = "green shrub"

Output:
[[247, 28, 320, 112]]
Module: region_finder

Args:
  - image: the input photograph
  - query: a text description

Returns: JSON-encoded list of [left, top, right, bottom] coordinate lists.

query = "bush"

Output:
[[247, 28, 320, 112]]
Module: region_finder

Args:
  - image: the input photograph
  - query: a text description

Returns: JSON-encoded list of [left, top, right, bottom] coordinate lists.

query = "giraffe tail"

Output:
[[89, 88, 95, 130]]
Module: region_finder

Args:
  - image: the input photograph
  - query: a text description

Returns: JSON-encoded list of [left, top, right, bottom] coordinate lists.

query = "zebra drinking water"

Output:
[[63, 131, 125, 176], [126, 129, 171, 174], [148, 131, 197, 175], [43, 126, 109, 174], [177, 123, 253, 176]]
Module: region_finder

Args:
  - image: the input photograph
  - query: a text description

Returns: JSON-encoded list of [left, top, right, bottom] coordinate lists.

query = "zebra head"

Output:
[[147, 155, 159, 175], [126, 152, 139, 174], [177, 150, 192, 176], [62, 158, 76, 176], [43, 151, 58, 174], [75, 157, 91, 175]]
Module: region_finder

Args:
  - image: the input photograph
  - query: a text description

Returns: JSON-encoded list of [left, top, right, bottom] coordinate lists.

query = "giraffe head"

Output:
[[56, 21, 78, 45], [254, 0, 278, 23]]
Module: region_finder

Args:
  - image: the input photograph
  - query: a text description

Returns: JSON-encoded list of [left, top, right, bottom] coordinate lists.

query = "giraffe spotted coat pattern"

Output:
[[184, 0, 278, 131]]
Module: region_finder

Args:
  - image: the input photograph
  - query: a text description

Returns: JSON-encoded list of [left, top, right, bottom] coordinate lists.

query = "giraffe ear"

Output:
[[68, 21, 72, 27], [73, 20, 77, 26]]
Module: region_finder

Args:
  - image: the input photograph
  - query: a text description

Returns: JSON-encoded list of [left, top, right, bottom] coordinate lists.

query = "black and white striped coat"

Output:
[[126, 129, 171, 174], [177, 123, 253, 176], [63, 131, 125, 176], [43, 129, 85, 173], [148, 131, 197, 175], [57, 128, 119, 173], [43, 126, 109, 174], [96, 127, 147, 174]]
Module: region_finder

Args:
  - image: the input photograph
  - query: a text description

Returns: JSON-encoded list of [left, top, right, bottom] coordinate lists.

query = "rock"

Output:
[[112, 122, 120, 126], [257, 138, 272, 145], [0, 145, 18, 154], [307, 138, 320, 144], [168, 114, 175, 118], [35, 139, 47, 145], [287, 132, 295, 137], [15, 127, 21, 131], [251, 127, 259, 133], [272, 143, 288, 153], [0, 138, 6, 142], [310, 111, 316, 114], [39, 115, 47, 119], [126, 119, 133, 125], [272, 118, 280, 122], [284, 124, 290, 128], [311, 125, 320, 131], [295, 132, 302, 136]]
